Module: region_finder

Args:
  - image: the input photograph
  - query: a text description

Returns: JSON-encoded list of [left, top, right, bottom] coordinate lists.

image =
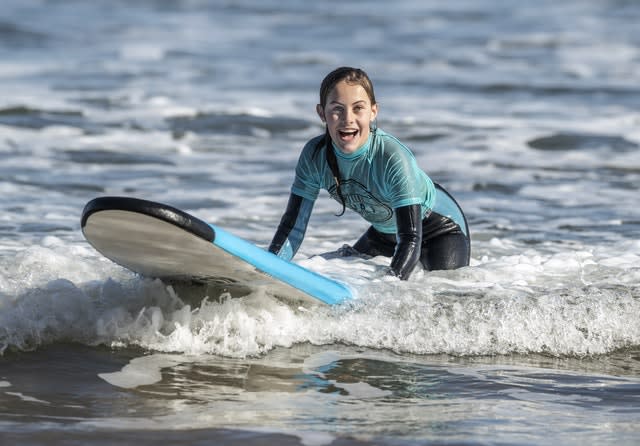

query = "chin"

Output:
[[337, 143, 358, 154]]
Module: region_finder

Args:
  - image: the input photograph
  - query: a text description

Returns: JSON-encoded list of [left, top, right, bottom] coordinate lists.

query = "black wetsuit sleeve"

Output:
[[268, 193, 313, 259], [390, 204, 422, 280]]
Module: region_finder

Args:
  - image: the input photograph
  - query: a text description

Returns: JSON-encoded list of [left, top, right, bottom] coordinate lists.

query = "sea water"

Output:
[[1, 0, 639, 444]]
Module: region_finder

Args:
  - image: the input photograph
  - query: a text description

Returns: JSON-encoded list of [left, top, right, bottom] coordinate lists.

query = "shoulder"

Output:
[[296, 134, 327, 178], [372, 129, 415, 158], [300, 134, 326, 158]]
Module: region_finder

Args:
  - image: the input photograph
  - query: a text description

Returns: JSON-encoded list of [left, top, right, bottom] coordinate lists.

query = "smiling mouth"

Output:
[[338, 130, 358, 139]]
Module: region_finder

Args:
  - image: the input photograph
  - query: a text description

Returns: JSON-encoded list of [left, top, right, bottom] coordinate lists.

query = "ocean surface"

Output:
[[1, 0, 639, 444]]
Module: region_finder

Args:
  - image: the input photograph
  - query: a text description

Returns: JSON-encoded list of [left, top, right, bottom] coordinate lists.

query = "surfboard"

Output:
[[81, 196, 353, 306]]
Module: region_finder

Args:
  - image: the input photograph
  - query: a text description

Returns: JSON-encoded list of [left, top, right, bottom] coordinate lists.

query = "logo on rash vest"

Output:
[[329, 179, 392, 223]]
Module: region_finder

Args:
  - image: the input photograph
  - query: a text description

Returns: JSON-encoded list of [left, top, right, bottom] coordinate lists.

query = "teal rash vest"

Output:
[[274, 129, 466, 261]]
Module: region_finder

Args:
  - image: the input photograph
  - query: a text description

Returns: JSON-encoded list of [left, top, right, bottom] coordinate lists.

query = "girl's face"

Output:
[[317, 80, 378, 154]]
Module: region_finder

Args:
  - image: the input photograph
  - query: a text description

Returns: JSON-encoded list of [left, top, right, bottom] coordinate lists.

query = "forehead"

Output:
[[327, 80, 370, 104]]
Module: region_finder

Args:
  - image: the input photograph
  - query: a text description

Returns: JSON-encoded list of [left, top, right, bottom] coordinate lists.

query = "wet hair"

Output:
[[315, 67, 377, 216]]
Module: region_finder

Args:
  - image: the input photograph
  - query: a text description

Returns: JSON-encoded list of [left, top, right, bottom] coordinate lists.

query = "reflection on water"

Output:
[[93, 345, 640, 437], [1, 343, 639, 443]]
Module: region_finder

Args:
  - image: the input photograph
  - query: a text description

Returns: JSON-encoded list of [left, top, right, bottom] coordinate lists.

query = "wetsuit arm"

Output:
[[390, 204, 422, 280], [268, 193, 314, 261]]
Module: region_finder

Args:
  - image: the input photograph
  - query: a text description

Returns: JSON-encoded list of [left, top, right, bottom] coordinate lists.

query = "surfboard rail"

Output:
[[82, 196, 215, 242]]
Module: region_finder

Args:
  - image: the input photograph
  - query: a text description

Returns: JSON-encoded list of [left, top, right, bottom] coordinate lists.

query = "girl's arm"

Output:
[[268, 193, 315, 261], [390, 204, 422, 279]]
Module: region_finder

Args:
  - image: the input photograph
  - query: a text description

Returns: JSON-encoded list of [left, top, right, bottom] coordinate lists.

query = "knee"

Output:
[[421, 235, 470, 271], [353, 227, 396, 258]]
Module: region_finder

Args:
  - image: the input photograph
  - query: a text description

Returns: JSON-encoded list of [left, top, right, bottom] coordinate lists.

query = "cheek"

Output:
[[327, 115, 341, 126]]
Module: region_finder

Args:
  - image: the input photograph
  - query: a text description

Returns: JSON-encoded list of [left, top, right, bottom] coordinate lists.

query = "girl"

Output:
[[269, 67, 470, 280]]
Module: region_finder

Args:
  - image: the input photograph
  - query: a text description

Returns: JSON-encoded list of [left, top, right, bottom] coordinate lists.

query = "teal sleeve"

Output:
[[291, 137, 326, 201]]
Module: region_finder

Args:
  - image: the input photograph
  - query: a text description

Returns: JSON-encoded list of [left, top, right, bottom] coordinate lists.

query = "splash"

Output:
[[1, 239, 639, 357]]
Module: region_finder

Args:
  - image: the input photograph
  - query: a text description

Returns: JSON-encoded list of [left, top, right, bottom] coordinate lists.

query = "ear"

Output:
[[316, 104, 325, 123], [370, 103, 378, 121]]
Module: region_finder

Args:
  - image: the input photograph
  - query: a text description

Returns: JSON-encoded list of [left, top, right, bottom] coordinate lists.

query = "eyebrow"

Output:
[[329, 100, 367, 106]]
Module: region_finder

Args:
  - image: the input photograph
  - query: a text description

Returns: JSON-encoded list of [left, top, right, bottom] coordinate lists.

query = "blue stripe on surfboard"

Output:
[[211, 224, 353, 306]]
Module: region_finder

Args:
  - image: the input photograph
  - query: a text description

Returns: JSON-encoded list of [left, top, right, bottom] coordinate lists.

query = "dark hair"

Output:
[[315, 67, 376, 216]]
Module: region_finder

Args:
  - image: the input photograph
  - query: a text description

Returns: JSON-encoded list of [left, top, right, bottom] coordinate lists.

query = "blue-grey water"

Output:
[[1, 1, 639, 444]]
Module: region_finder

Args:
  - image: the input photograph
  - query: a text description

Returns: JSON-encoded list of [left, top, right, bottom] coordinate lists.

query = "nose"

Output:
[[342, 108, 354, 123]]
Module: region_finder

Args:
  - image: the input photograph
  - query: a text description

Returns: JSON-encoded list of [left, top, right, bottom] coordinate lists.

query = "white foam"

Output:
[[99, 354, 184, 389], [120, 44, 165, 61], [4, 392, 51, 405], [1, 236, 639, 357]]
